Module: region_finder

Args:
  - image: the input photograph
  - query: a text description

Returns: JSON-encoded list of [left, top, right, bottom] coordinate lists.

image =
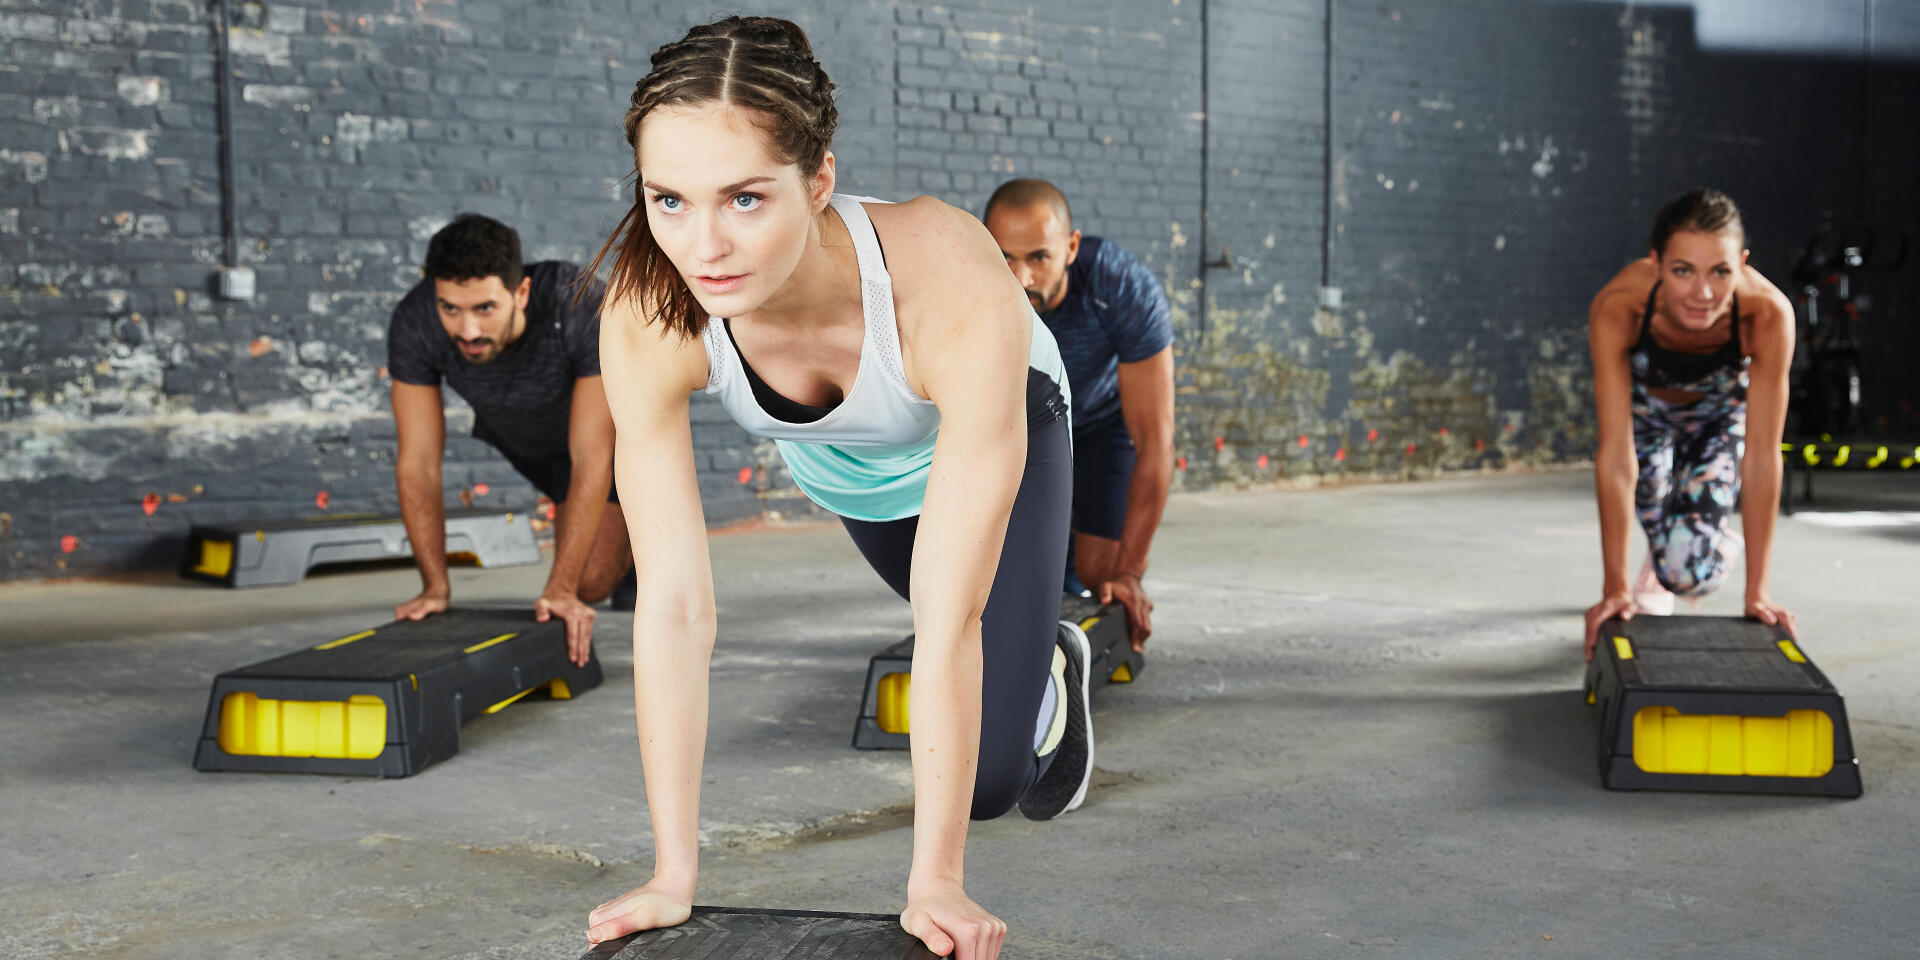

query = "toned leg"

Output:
[[840, 415, 1074, 820]]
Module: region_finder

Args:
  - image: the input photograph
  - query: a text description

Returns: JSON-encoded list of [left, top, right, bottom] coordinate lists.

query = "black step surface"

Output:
[[1613, 615, 1785, 653], [1633, 649, 1823, 689], [229, 608, 549, 681], [582, 907, 938, 960], [1607, 616, 1823, 690]]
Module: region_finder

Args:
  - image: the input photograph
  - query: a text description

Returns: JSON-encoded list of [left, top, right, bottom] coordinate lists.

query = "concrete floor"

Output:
[[3, 470, 1916, 960]]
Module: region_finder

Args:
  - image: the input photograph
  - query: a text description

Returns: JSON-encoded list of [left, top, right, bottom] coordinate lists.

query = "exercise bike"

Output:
[[1787, 226, 1908, 438]]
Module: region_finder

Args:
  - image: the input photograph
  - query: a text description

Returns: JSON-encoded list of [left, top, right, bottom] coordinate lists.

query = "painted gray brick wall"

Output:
[[2, 0, 1916, 578], [1178, 0, 1920, 488]]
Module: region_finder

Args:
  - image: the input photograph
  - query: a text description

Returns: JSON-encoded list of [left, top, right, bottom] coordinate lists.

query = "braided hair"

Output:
[[583, 17, 839, 338]]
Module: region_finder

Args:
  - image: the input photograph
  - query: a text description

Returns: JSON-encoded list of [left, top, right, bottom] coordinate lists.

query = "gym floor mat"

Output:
[[182, 508, 540, 588], [1584, 615, 1862, 798], [582, 907, 938, 960], [193, 608, 601, 777], [852, 593, 1144, 750]]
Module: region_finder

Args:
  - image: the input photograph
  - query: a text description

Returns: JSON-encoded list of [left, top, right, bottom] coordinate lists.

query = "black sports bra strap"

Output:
[[1729, 292, 1742, 355], [1636, 281, 1661, 347]]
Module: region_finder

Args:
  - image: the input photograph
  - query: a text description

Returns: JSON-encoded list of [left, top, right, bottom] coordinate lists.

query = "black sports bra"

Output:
[[1628, 282, 1746, 395], [722, 319, 839, 425]]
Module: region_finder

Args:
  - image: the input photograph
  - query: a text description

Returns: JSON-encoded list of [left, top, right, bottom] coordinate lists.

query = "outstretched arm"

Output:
[[1104, 346, 1174, 649], [1736, 273, 1797, 636], [586, 297, 715, 945], [392, 381, 451, 620], [537, 375, 616, 665], [890, 198, 1027, 960], [1585, 270, 1645, 658]]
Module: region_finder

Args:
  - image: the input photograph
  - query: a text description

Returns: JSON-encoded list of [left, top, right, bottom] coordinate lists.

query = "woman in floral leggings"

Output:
[[1582, 189, 1799, 657]]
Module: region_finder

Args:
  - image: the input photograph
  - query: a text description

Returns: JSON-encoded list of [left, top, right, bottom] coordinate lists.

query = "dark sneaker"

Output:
[[1019, 621, 1094, 821], [608, 567, 637, 612]]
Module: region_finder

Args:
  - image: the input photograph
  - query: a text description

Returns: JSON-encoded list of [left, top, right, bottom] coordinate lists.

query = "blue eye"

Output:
[[732, 193, 762, 211], [656, 195, 682, 213]]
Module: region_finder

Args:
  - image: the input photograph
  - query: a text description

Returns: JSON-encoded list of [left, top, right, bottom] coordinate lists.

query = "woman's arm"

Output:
[[883, 198, 1029, 958], [1585, 271, 1645, 658], [586, 295, 716, 944], [1736, 273, 1798, 636]]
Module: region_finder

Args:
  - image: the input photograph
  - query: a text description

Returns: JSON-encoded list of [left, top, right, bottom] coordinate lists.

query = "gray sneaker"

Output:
[[1019, 621, 1094, 821]]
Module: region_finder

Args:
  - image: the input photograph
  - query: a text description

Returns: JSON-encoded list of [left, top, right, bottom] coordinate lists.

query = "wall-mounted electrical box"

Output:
[[217, 266, 255, 301]]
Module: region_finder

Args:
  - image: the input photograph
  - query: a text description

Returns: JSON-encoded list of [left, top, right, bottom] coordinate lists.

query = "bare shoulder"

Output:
[[1738, 265, 1794, 334], [1591, 258, 1657, 317], [863, 195, 1007, 297], [1589, 258, 1656, 349], [599, 293, 709, 397]]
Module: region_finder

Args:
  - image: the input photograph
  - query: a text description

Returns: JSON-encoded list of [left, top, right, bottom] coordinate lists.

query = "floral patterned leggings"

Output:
[[1633, 389, 1746, 597]]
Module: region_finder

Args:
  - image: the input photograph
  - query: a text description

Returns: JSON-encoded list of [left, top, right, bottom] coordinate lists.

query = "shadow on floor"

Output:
[[1487, 687, 1602, 793]]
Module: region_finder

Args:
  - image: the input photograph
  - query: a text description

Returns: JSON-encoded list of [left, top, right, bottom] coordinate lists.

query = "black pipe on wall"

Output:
[[212, 0, 238, 269]]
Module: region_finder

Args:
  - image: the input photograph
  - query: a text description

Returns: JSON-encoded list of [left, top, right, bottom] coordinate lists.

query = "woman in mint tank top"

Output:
[[578, 18, 1088, 959]]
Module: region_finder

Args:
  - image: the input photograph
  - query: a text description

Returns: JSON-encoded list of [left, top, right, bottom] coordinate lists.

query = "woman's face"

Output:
[[636, 102, 831, 318], [1652, 228, 1747, 330]]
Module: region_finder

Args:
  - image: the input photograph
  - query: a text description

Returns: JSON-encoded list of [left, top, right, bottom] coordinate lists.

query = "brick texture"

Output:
[[2, 0, 1916, 578]]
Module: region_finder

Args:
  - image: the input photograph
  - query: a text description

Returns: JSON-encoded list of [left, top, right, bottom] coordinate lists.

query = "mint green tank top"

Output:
[[699, 195, 1070, 522]]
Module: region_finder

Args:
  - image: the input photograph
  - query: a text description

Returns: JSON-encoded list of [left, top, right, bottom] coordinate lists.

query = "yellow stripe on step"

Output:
[[463, 632, 518, 654], [315, 629, 375, 651]]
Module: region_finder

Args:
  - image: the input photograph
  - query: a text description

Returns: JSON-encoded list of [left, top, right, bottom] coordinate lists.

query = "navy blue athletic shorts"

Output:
[[1069, 414, 1135, 541]]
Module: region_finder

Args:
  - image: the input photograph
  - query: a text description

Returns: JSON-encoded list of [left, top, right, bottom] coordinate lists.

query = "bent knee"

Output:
[[1655, 569, 1720, 597], [968, 762, 1032, 821], [1652, 550, 1728, 598], [970, 790, 1019, 822]]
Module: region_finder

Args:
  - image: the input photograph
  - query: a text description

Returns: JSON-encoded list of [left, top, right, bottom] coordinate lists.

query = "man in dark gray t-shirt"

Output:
[[386, 214, 631, 664]]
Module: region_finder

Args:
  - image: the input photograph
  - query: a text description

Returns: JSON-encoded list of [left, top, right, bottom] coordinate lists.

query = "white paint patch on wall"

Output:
[[0, 430, 120, 483], [1530, 137, 1559, 179], [227, 28, 290, 61], [242, 84, 314, 109], [1616, 8, 1664, 175], [0, 150, 48, 183], [115, 75, 167, 106]]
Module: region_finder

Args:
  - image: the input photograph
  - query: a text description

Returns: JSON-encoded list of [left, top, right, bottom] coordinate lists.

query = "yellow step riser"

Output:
[[1632, 707, 1834, 778], [217, 692, 387, 759]]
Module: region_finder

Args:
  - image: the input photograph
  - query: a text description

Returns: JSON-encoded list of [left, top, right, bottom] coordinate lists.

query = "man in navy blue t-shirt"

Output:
[[386, 214, 631, 665], [985, 179, 1175, 651]]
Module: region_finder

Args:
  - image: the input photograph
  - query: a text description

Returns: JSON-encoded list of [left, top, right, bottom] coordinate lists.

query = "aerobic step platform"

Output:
[[1583, 615, 1861, 798], [181, 508, 540, 588], [193, 608, 601, 777], [852, 593, 1144, 750], [582, 907, 938, 960]]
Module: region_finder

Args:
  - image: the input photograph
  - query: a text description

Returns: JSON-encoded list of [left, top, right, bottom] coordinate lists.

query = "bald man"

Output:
[[984, 179, 1174, 652]]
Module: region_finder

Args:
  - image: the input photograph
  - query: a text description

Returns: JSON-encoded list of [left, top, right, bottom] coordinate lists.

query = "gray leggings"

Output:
[[840, 412, 1072, 820]]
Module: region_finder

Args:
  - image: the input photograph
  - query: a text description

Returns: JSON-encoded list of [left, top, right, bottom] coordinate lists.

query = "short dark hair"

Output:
[[425, 214, 523, 289], [984, 178, 1073, 230], [1649, 189, 1744, 256]]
